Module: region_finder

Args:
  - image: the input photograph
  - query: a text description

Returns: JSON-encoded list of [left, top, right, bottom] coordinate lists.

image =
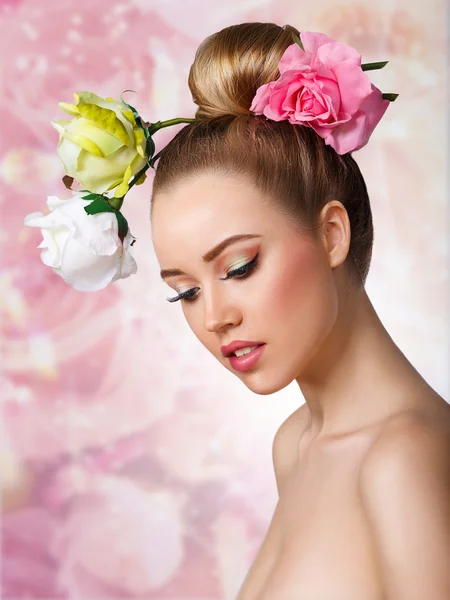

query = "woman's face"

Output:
[[151, 171, 339, 395]]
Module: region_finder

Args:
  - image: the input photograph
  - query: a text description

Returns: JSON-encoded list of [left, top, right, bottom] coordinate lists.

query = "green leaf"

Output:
[[115, 210, 129, 242], [120, 91, 159, 149], [361, 61, 388, 71], [135, 115, 146, 132], [83, 197, 116, 215], [121, 100, 150, 138], [291, 33, 304, 51], [146, 135, 155, 159], [382, 93, 399, 102], [125, 103, 140, 119], [83, 197, 129, 242], [81, 192, 108, 203]]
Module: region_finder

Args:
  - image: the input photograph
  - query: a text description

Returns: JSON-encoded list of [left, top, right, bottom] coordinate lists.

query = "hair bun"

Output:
[[188, 22, 300, 119]]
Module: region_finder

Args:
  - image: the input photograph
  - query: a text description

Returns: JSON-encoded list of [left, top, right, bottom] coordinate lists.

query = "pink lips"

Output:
[[221, 340, 265, 357], [227, 344, 266, 372]]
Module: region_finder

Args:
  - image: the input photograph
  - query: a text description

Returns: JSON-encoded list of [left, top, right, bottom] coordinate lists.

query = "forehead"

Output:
[[151, 172, 283, 260]]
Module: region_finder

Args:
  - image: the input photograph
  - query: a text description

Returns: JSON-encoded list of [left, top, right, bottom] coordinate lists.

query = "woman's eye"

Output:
[[221, 252, 259, 280], [166, 252, 259, 304], [166, 287, 199, 303]]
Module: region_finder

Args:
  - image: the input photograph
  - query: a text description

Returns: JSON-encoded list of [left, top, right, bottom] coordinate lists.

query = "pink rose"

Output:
[[250, 31, 390, 154]]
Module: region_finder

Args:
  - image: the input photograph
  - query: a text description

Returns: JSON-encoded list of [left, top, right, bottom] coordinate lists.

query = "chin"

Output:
[[238, 371, 295, 396], [220, 351, 303, 396]]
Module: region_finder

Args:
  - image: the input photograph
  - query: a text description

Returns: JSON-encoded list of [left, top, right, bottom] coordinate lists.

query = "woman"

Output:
[[149, 22, 450, 599]]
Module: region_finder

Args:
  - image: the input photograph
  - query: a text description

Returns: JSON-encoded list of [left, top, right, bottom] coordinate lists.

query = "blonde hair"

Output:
[[151, 22, 374, 287]]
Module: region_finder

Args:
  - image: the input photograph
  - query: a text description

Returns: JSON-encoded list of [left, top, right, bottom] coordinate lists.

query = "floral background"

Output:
[[0, 0, 448, 598]]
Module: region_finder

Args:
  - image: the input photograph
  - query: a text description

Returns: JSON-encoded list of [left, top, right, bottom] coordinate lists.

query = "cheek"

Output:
[[266, 245, 337, 335]]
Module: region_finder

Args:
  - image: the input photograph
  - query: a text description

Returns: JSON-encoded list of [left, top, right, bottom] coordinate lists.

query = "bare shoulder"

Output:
[[272, 404, 309, 494], [359, 398, 450, 510], [358, 400, 450, 597], [360, 401, 450, 487]]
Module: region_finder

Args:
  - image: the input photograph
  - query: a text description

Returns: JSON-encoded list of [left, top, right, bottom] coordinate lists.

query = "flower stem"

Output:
[[108, 196, 123, 211], [113, 117, 197, 206], [146, 117, 197, 134]]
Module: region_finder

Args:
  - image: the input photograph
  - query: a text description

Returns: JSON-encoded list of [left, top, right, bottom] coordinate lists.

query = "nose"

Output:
[[202, 287, 242, 333]]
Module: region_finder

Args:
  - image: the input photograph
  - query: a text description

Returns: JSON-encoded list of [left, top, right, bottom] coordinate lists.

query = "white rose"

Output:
[[51, 91, 148, 197], [24, 193, 137, 291]]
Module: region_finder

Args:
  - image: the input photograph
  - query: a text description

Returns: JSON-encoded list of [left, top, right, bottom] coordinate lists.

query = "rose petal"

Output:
[[59, 235, 118, 291], [299, 31, 341, 55], [321, 111, 369, 154], [54, 136, 82, 179], [332, 63, 372, 115], [76, 103, 130, 147], [61, 129, 104, 158], [278, 43, 312, 75], [309, 111, 352, 136], [66, 118, 125, 157], [112, 248, 137, 282], [355, 84, 390, 146], [315, 39, 362, 68], [75, 145, 138, 194], [249, 82, 271, 113]]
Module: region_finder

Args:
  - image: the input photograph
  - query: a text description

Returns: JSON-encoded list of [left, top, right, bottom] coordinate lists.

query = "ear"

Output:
[[318, 201, 351, 269]]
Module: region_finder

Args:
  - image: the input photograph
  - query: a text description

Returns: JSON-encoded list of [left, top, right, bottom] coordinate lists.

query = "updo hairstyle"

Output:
[[151, 22, 375, 288]]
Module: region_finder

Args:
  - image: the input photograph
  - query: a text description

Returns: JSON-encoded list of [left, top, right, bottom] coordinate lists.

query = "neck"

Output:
[[295, 285, 431, 440]]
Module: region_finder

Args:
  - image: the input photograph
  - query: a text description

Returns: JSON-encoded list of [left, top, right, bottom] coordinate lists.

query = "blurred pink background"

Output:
[[0, 0, 448, 598]]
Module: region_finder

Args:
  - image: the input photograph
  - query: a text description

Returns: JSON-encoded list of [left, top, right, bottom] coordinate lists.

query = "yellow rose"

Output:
[[51, 92, 148, 198]]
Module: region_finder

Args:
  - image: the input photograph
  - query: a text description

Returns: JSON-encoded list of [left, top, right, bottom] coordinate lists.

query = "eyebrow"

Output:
[[160, 233, 262, 280]]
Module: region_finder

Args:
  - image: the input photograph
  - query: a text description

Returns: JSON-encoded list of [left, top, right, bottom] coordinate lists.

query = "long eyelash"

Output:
[[220, 252, 259, 281], [166, 252, 260, 304]]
